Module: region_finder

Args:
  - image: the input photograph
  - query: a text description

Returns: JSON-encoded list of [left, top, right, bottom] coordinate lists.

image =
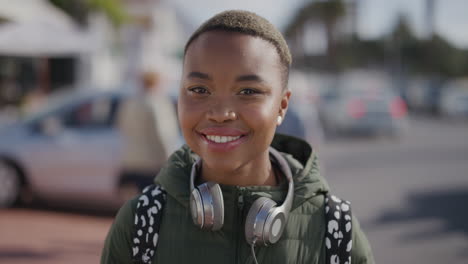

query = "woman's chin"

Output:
[[202, 156, 243, 174]]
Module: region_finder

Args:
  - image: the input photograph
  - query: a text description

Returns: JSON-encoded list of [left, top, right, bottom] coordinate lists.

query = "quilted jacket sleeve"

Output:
[[351, 215, 375, 264]]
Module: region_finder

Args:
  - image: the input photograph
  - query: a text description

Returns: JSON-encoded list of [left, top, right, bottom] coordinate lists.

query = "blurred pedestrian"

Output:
[[21, 88, 48, 116], [102, 10, 374, 264], [116, 71, 179, 199]]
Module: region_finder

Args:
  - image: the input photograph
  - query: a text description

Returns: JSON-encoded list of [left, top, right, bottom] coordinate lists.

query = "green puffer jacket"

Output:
[[101, 134, 374, 264]]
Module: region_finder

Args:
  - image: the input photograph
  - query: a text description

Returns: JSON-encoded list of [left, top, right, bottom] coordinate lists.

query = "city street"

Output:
[[0, 116, 467, 264], [320, 116, 468, 264]]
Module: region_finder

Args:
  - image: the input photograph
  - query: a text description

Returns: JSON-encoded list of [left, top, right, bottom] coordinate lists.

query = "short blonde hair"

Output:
[[184, 10, 291, 88]]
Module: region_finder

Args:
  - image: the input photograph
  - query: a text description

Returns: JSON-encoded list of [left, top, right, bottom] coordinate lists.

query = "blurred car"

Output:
[[277, 103, 324, 150], [0, 89, 140, 209], [318, 71, 409, 137], [279, 71, 325, 150], [406, 77, 444, 115], [440, 79, 468, 120]]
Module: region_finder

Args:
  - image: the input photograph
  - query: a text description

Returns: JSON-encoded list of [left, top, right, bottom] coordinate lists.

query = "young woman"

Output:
[[101, 10, 374, 264]]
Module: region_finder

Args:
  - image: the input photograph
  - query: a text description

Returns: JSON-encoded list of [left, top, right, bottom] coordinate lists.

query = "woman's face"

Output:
[[179, 31, 290, 173]]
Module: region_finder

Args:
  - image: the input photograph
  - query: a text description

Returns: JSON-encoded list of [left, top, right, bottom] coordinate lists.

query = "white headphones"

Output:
[[189, 147, 294, 246]]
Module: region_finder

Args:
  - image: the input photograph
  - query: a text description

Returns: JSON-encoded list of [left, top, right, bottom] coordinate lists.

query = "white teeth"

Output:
[[206, 135, 241, 143]]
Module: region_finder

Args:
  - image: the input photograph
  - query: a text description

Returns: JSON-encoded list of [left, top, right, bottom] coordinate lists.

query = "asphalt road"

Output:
[[320, 116, 468, 264], [0, 116, 467, 264]]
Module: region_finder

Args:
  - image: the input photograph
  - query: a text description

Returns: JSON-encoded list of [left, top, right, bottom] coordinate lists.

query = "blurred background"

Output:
[[0, 0, 467, 263]]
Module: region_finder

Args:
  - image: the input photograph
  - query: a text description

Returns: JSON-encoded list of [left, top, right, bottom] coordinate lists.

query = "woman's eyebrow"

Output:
[[188, 71, 211, 80], [187, 72, 264, 83], [236, 74, 264, 83]]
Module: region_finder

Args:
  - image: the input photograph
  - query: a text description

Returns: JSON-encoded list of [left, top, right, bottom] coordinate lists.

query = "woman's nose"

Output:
[[207, 104, 237, 123]]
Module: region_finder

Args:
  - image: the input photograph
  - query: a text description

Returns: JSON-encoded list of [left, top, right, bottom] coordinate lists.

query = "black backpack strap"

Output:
[[131, 184, 167, 264], [325, 194, 353, 264]]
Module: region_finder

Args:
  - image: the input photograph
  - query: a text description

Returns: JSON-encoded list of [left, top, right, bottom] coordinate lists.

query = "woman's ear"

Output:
[[277, 90, 291, 126]]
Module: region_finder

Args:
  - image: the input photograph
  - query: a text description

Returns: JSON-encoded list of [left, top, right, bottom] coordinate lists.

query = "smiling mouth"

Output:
[[198, 127, 248, 146], [204, 135, 242, 143]]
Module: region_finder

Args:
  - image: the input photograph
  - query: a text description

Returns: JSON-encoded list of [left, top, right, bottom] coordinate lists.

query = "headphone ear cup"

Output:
[[207, 182, 224, 231], [245, 197, 277, 245], [197, 183, 215, 230], [190, 188, 204, 228], [263, 207, 287, 245]]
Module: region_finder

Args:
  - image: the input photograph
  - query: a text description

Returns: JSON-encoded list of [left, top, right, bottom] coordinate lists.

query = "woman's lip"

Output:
[[199, 133, 248, 151], [198, 127, 248, 137]]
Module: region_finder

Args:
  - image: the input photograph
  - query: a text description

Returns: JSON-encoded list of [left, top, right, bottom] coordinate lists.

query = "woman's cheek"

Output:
[[179, 98, 203, 122], [242, 106, 277, 137]]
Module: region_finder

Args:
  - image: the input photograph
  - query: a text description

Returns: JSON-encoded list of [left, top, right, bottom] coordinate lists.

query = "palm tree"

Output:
[[285, 0, 346, 68]]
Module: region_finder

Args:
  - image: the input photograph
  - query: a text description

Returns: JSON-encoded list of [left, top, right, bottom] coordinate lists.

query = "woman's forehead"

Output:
[[183, 31, 282, 76]]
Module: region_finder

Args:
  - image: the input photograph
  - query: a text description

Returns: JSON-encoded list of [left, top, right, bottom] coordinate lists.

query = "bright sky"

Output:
[[172, 0, 468, 49]]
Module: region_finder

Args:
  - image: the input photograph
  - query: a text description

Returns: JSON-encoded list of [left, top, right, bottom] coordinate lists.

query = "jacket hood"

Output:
[[155, 134, 329, 211]]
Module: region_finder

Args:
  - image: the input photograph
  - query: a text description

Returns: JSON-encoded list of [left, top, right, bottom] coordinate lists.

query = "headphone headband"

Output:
[[268, 147, 294, 214], [189, 147, 294, 246]]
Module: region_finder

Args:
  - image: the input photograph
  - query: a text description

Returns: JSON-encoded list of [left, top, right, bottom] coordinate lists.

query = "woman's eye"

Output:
[[189, 87, 209, 94], [239, 88, 260, 95]]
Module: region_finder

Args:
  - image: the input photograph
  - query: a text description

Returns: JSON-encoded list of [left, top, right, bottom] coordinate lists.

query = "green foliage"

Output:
[[387, 15, 468, 77], [287, 7, 468, 78], [48, 0, 128, 27], [417, 35, 468, 76], [335, 38, 386, 69], [86, 0, 128, 26], [285, 0, 346, 71], [285, 0, 345, 38], [49, 0, 88, 25]]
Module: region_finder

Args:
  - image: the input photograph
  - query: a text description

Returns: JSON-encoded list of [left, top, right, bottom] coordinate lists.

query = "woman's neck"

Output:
[[200, 152, 277, 187]]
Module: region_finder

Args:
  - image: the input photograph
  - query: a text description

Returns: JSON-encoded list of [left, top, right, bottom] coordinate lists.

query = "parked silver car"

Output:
[[440, 79, 468, 119], [318, 71, 409, 137], [0, 89, 138, 209]]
